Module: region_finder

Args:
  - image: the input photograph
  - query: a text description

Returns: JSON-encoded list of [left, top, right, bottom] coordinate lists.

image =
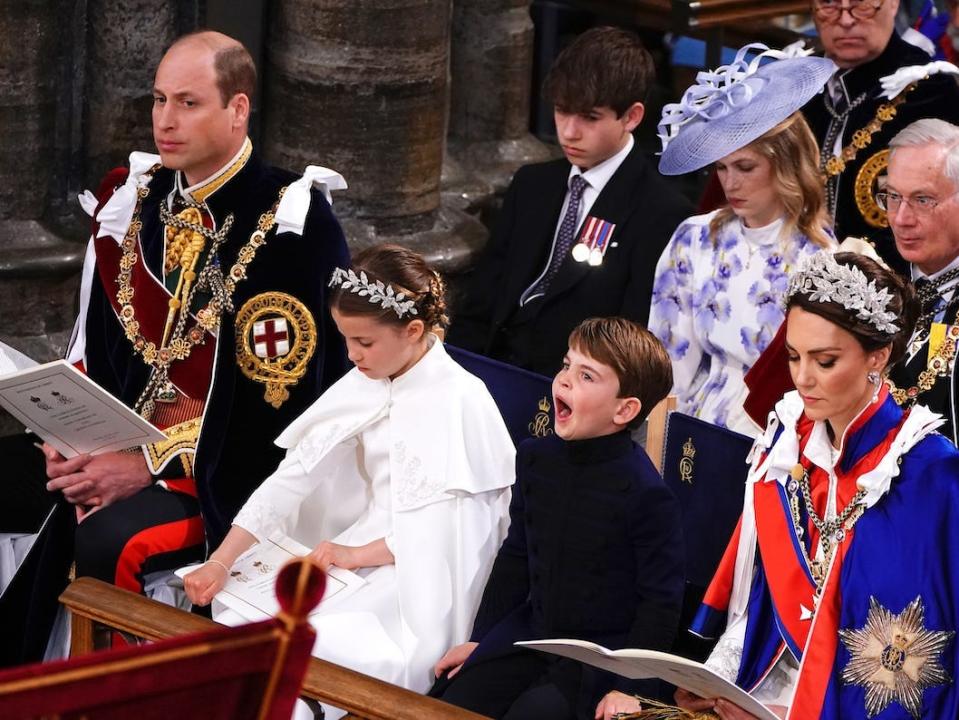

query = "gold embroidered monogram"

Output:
[[679, 438, 695, 484], [840, 596, 954, 719], [235, 292, 317, 409], [528, 396, 553, 438]]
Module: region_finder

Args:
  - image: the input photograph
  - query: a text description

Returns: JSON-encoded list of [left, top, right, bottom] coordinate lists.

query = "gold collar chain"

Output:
[[115, 175, 285, 418], [822, 83, 916, 178], [786, 462, 867, 592], [890, 324, 959, 406]]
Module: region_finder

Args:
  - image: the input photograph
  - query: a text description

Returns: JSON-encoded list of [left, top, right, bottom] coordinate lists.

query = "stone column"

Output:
[[445, 0, 551, 210], [83, 0, 179, 186], [0, 1, 59, 224], [263, 0, 485, 272], [0, 2, 84, 360]]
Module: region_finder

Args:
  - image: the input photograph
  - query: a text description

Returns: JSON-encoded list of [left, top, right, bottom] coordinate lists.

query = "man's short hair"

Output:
[[568, 317, 672, 428], [889, 119, 959, 188], [171, 31, 257, 107], [544, 26, 654, 116]]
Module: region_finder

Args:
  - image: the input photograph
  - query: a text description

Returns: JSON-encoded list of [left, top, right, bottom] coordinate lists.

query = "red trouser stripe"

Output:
[[113, 516, 205, 592]]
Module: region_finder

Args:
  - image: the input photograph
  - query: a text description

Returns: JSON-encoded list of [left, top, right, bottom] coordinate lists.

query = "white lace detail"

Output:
[[392, 441, 444, 510], [233, 500, 289, 540], [296, 423, 343, 471], [705, 631, 745, 683]]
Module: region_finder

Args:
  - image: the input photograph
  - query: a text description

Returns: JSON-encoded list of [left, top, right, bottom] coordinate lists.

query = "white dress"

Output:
[[648, 211, 827, 434], [228, 338, 515, 700]]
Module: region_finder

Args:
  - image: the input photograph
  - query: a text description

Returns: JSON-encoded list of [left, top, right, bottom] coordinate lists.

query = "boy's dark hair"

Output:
[[544, 26, 654, 116], [568, 317, 672, 429]]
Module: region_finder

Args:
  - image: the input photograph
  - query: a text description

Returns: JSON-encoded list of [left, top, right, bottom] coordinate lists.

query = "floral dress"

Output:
[[649, 210, 829, 434]]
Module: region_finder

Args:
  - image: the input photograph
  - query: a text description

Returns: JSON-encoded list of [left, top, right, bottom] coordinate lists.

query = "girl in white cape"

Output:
[[184, 244, 515, 700]]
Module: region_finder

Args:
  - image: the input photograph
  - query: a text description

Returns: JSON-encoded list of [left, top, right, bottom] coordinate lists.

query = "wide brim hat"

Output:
[[658, 43, 837, 176]]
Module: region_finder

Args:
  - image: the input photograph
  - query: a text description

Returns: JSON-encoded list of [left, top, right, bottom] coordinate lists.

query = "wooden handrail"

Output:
[[576, 0, 808, 28], [645, 395, 678, 475], [60, 578, 489, 720]]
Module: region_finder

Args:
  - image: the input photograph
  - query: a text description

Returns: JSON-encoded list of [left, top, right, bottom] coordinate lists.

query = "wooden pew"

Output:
[[60, 577, 489, 720], [570, 0, 810, 65]]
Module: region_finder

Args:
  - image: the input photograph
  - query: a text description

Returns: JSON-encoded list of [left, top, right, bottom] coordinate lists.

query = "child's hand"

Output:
[[594, 690, 642, 719], [184, 561, 228, 606], [433, 641, 478, 679], [309, 541, 362, 571]]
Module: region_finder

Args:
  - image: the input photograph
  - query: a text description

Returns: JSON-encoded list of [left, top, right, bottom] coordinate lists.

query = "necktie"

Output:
[[528, 174, 588, 298]]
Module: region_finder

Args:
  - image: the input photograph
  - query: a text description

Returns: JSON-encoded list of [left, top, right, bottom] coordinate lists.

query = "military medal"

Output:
[[571, 216, 616, 267]]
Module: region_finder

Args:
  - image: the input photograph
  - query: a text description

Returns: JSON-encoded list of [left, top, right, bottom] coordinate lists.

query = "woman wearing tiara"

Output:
[[602, 252, 959, 719], [648, 45, 837, 434], [183, 244, 514, 706]]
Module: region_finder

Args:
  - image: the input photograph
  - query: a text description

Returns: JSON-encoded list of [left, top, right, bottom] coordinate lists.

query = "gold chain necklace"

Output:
[[786, 462, 867, 592], [115, 179, 285, 419], [889, 323, 959, 406], [822, 83, 916, 178]]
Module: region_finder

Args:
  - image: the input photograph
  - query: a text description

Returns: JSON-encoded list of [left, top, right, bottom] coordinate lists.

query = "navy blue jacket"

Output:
[[84, 154, 350, 546], [468, 431, 685, 711]]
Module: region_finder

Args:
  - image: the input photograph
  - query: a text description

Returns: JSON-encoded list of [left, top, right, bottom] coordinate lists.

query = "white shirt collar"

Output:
[[568, 134, 634, 195], [176, 137, 252, 201], [911, 253, 959, 283]]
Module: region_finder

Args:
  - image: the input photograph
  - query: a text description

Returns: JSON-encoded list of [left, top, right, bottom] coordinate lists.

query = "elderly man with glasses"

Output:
[[885, 119, 959, 443], [803, 0, 959, 274]]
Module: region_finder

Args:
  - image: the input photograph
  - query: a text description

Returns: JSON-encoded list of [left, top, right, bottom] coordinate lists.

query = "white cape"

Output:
[[231, 339, 515, 692]]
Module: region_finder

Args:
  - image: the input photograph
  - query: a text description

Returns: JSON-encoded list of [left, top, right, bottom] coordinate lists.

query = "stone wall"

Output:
[[0, 0, 543, 435]]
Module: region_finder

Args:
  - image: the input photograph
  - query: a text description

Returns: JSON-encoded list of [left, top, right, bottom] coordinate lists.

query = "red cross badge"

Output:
[[235, 292, 317, 409], [252, 317, 290, 359]]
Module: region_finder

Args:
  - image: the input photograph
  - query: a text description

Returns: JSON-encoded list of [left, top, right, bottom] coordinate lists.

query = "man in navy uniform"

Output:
[[0, 30, 349, 665]]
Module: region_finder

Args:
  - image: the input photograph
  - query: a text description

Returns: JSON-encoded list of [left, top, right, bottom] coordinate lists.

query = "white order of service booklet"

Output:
[[0, 359, 167, 457], [176, 532, 366, 620], [517, 639, 778, 720]]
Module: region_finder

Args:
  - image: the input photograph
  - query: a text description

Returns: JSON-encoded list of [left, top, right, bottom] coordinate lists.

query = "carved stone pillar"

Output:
[[83, 0, 179, 186], [263, 0, 484, 272], [445, 0, 551, 210]]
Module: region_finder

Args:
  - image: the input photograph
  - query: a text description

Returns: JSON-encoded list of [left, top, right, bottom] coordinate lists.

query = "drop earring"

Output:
[[867, 370, 881, 402]]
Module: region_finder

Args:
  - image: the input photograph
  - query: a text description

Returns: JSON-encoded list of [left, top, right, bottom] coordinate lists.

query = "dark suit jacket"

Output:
[[466, 431, 685, 713], [448, 143, 692, 376]]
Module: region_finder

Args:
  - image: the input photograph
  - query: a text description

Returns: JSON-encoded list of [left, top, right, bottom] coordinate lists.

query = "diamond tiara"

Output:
[[786, 252, 900, 335], [328, 267, 418, 319]]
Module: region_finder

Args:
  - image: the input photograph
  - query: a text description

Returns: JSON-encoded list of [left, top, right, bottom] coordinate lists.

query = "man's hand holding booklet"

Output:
[[0, 359, 167, 457]]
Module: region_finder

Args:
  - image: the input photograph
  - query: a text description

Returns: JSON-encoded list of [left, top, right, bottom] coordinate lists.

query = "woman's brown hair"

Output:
[[786, 252, 919, 368], [329, 244, 449, 331], [709, 112, 831, 249]]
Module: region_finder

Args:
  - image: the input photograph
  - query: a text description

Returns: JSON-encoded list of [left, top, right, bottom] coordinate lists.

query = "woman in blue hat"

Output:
[[647, 45, 838, 435]]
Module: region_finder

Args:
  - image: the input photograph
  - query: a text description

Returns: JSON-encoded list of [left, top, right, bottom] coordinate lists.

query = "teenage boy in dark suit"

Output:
[[448, 26, 692, 377]]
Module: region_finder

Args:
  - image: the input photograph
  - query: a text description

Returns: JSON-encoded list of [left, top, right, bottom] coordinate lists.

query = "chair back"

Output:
[[655, 411, 753, 660], [446, 343, 554, 446], [0, 559, 325, 720]]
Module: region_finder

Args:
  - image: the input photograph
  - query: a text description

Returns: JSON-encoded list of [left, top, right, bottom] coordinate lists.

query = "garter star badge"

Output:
[[235, 292, 316, 409], [839, 596, 954, 719]]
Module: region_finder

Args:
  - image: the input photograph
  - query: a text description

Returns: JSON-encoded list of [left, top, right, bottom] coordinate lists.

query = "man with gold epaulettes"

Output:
[[803, 0, 959, 274], [0, 31, 349, 665]]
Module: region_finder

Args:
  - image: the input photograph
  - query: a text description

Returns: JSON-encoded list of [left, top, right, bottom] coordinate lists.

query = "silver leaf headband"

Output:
[[786, 252, 900, 335], [329, 267, 418, 319], [657, 41, 813, 154]]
